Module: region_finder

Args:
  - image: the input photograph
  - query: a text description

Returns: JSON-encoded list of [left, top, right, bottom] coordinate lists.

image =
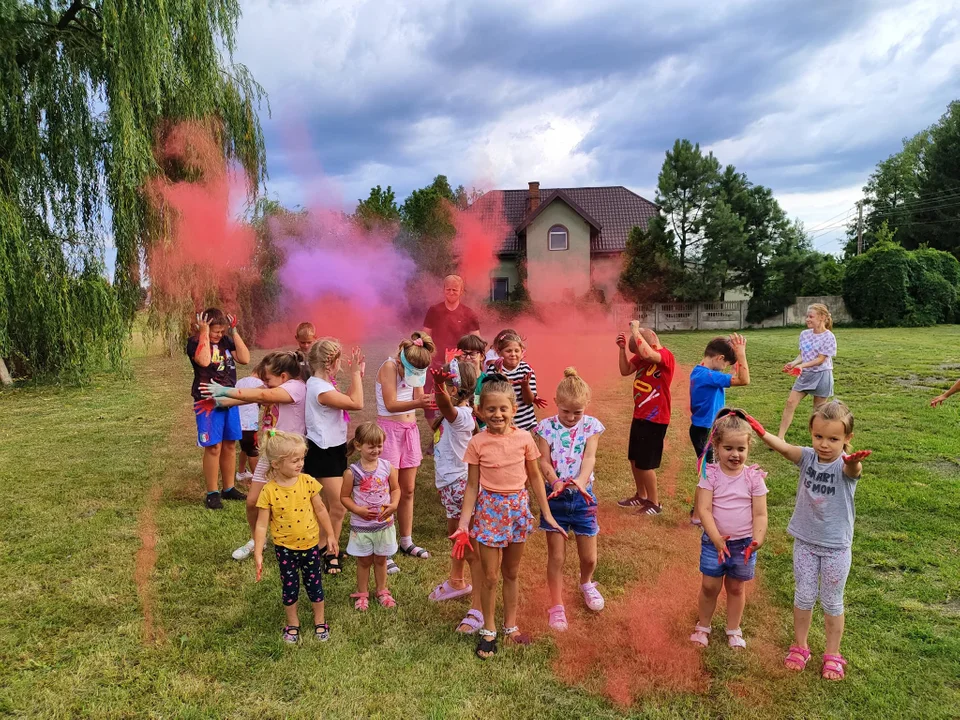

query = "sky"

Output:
[[231, 0, 960, 255]]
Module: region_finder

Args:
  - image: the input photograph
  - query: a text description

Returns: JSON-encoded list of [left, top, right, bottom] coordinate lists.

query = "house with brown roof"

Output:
[[480, 182, 659, 303]]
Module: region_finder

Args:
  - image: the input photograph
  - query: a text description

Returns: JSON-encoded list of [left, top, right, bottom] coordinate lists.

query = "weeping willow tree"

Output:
[[0, 0, 267, 382]]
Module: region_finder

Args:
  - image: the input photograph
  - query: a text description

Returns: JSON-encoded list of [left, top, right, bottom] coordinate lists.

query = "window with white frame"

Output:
[[548, 224, 568, 251], [491, 277, 509, 301]]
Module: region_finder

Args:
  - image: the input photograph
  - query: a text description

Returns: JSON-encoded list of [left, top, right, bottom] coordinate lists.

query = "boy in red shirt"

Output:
[[616, 321, 675, 516]]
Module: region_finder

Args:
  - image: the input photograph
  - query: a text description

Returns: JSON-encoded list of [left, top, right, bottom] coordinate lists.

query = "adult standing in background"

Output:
[[422, 275, 481, 429]]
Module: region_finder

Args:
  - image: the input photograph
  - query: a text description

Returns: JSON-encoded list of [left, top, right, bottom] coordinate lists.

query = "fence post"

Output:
[[654, 304, 660, 331], [695, 303, 700, 330]]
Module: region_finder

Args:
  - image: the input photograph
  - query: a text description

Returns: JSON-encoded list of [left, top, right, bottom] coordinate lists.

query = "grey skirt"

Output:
[[792, 369, 834, 397]]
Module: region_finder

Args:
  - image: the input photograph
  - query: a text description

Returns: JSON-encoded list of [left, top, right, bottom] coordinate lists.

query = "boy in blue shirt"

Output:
[[689, 334, 749, 523]]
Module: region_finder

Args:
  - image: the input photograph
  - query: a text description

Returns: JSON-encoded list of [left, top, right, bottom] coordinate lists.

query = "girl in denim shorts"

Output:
[[459, 375, 566, 659], [691, 409, 769, 650], [533, 367, 606, 632]]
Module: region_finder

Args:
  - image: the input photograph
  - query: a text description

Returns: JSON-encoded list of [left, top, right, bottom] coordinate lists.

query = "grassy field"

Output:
[[1, 326, 959, 719]]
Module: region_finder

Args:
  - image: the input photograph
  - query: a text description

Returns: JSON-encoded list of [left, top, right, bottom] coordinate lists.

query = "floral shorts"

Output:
[[470, 487, 534, 548], [437, 476, 468, 519]]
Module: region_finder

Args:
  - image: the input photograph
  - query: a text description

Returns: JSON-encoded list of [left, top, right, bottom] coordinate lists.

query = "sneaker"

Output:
[[232, 539, 255, 561], [222, 487, 247, 501], [236, 471, 252, 482], [580, 581, 605, 611], [548, 604, 568, 631], [205, 492, 223, 510]]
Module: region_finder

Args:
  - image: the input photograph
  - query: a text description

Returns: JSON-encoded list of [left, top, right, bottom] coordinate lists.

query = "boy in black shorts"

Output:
[[616, 321, 676, 516]]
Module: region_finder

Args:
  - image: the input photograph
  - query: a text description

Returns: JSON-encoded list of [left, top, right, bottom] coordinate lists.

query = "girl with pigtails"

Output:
[[777, 303, 837, 438]]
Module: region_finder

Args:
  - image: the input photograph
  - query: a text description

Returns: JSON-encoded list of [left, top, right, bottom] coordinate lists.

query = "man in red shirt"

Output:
[[616, 320, 675, 516], [422, 275, 481, 423]]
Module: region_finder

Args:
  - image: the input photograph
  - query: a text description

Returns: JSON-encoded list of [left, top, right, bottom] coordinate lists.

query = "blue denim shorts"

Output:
[[699, 534, 757, 580], [540, 484, 600, 537]]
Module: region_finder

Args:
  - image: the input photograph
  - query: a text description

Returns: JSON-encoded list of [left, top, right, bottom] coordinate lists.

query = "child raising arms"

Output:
[[340, 423, 401, 611], [458, 375, 566, 659], [534, 368, 606, 632], [253, 431, 338, 644], [690, 409, 768, 650], [428, 362, 485, 634], [751, 402, 871, 680]]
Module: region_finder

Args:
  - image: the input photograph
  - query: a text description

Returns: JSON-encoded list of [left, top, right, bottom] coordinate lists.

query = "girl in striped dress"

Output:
[[488, 332, 547, 432]]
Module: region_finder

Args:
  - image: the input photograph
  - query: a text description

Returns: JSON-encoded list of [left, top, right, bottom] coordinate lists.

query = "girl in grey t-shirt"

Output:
[[748, 401, 871, 682]]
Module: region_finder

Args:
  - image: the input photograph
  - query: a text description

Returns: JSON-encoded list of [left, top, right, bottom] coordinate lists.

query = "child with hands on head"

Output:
[[199, 350, 308, 562], [253, 431, 338, 644], [339, 423, 401, 611], [458, 375, 567, 659], [616, 320, 676, 516], [690, 409, 768, 650], [428, 361, 485, 633], [534, 368, 606, 632], [487, 332, 547, 432], [376, 332, 437, 570], [750, 401, 871, 681], [304, 339, 366, 575], [188, 307, 250, 509], [778, 304, 837, 438]]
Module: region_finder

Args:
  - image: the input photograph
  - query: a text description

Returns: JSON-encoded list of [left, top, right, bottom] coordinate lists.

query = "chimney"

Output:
[[527, 181, 540, 214]]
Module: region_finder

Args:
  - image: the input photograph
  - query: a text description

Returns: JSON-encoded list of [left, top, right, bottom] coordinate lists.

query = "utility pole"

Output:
[[856, 201, 864, 255]]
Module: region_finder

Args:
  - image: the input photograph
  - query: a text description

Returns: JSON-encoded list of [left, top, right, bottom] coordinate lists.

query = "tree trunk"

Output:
[[0, 357, 13, 387]]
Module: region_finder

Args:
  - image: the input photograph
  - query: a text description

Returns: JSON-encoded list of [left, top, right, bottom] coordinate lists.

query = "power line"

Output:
[[805, 206, 857, 234]]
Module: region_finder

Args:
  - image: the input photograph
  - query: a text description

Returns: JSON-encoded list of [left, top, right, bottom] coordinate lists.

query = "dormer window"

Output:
[[548, 225, 568, 251]]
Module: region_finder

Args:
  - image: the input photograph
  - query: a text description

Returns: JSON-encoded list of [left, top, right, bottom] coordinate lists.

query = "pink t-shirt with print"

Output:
[[697, 463, 769, 540]]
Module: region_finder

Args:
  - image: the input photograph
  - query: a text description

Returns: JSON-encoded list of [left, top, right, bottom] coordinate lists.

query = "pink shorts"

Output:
[[377, 417, 423, 469]]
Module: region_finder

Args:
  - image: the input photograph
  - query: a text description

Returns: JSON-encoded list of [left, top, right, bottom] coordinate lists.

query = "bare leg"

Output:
[[249, 454, 259, 472], [823, 613, 846, 678], [724, 577, 746, 630], [637, 468, 659, 507], [219, 440, 237, 491], [238, 450, 249, 474], [356, 555, 373, 595], [373, 555, 388, 594], [500, 542, 526, 632], [446, 517, 469, 589], [629, 464, 649, 501], [576, 534, 598, 585], [202, 444, 222, 493], [311, 600, 325, 626], [793, 607, 814, 649], [320, 475, 346, 545], [283, 602, 299, 628], [697, 575, 723, 626], [478, 543, 501, 638], [397, 467, 418, 540], [813, 395, 828, 409], [778, 390, 807, 439], [546, 531, 567, 606]]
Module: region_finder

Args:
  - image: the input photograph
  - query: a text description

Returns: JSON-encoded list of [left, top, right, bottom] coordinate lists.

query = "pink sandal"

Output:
[[689, 624, 711, 647], [428, 580, 472, 602], [376, 589, 397, 608], [726, 628, 746, 649], [784, 645, 811, 671], [821, 653, 847, 681], [350, 592, 369, 611], [547, 604, 568, 631]]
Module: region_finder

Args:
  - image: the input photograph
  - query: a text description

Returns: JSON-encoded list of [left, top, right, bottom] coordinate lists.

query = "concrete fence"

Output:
[[612, 296, 851, 332]]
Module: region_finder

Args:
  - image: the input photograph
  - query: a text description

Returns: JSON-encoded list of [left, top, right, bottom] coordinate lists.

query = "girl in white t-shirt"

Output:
[[305, 338, 365, 575], [428, 362, 484, 633], [201, 351, 307, 561], [234, 372, 264, 481]]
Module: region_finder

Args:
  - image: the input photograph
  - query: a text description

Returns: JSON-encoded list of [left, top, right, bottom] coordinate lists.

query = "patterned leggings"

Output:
[[276, 545, 325, 606], [793, 539, 851, 616]]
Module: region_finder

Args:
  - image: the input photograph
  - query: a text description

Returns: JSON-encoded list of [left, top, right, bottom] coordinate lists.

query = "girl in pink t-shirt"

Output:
[[690, 409, 769, 650], [457, 375, 565, 659], [200, 351, 307, 561]]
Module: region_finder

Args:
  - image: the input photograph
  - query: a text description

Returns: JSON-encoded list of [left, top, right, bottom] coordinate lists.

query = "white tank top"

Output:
[[376, 358, 414, 417]]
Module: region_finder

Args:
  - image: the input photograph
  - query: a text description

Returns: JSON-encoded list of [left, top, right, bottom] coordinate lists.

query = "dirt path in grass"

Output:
[[518, 364, 787, 707], [135, 482, 164, 644]]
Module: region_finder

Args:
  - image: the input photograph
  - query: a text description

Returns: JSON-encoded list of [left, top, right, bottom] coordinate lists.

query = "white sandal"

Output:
[[690, 624, 711, 647], [726, 627, 746, 649]]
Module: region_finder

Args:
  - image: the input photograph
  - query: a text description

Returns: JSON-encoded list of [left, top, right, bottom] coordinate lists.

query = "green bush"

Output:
[[843, 240, 959, 326]]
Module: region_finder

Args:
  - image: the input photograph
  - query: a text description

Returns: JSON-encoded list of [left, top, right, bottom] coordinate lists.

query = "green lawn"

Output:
[[1, 327, 958, 719]]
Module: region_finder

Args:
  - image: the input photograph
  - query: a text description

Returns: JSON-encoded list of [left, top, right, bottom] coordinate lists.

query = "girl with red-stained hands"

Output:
[[533, 368, 605, 634], [749, 401, 870, 682]]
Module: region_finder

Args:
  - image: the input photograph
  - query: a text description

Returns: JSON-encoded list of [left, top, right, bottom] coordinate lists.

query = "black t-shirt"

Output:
[[423, 302, 480, 366], [185, 334, 237, 400]]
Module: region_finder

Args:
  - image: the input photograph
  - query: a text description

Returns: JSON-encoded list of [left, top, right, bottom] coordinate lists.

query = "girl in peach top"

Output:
[[457, 374, 565, 659]]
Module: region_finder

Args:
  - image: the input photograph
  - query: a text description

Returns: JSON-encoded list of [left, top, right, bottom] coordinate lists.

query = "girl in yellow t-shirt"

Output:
[[254, 431, 338, 644]]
